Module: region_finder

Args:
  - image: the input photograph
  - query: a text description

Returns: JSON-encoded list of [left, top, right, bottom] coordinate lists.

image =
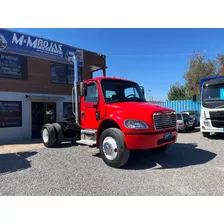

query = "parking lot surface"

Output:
[[0, 129, 224, 196]]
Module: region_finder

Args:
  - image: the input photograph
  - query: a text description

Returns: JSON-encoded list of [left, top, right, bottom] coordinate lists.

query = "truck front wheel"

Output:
[[99, 128, 130, 168], [41, 124, 56, 148]]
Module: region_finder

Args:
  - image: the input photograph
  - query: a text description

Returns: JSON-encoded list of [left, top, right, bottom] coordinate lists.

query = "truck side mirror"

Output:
[[140, 86, 145, 96], [80, 82, 85, 96], [192, 94, 196, 102]]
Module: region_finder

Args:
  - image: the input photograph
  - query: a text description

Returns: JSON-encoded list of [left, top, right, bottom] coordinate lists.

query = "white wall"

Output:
[[0, 91, 72, 143]]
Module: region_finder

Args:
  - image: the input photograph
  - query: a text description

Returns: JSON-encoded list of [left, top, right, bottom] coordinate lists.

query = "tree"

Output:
[[168, 82, 187, 100], [183, 52, 218, 99], [217, 53, 224, 76]]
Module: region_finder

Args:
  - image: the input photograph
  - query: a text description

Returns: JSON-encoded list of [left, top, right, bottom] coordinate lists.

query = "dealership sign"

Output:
[[0, 29, 84, 67]]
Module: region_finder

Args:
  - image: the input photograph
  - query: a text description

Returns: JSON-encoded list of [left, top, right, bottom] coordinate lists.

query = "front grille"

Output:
[[210, 111, 224, 128], [211, 120, 224, 128], [154, 112, 177, 130]]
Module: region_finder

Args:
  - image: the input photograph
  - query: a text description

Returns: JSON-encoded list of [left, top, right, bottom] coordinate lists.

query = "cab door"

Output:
[[80, 82, 100, 129]]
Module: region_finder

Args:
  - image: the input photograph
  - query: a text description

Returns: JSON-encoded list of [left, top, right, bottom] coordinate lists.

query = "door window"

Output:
[[85, 83, 98, 103]]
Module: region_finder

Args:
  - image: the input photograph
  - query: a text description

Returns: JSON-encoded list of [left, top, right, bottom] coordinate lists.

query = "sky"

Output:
[[11, 28, 224, 101]]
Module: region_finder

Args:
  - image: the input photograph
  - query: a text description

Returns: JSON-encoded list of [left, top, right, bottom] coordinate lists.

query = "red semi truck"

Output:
[[41, 56, 178, 168]]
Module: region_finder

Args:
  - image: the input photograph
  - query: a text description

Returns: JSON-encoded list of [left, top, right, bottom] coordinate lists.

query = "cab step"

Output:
[[76, 139, 96, 146], [79, 129, 97, 145], [81, 129, 97, 135]]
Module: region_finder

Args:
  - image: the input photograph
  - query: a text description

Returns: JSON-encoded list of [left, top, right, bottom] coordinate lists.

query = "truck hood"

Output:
[[106, 102, 174, 122]]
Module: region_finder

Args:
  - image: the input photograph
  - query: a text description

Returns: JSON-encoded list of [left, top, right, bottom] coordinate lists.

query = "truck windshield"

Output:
[[202, 83, 224, 108], [101, 79, 146, 103]]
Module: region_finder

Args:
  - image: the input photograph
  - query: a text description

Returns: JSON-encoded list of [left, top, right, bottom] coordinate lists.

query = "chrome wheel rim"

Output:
[[102, 136, 118, 160], [42, 128, 49, 143]]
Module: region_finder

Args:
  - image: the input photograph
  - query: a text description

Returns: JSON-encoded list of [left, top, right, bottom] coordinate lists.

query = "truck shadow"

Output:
[[187, 128, 200, 133], [178, 127, 200, 134], [122, 143, 217, 170], [0, 152, 38, 175], [208, 133, 224, 140], [0, 138, 42, 146]]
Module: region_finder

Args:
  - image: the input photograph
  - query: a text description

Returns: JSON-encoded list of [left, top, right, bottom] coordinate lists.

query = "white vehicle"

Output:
[[197, 76, 224, 138]]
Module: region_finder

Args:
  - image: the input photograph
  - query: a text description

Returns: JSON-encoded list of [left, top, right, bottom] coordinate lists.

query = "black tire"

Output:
[[52, 123, 64, 146], [41, 124, 56, 147], [202, 132, 210, 138], [99, 128, 130, 168]]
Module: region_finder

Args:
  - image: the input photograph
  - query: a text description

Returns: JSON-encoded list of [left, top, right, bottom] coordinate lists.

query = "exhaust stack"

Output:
[[72, 55, 80, 126]]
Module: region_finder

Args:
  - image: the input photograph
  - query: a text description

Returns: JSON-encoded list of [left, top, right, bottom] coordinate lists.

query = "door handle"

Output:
[[81, 111, 85, 118]]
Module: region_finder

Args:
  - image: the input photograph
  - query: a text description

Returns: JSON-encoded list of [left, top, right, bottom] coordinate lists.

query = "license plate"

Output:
[[164, 132, 172, 140]]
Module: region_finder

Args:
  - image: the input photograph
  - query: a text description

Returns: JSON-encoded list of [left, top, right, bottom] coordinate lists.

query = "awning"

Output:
[[25, 95, 65, 100], [89, 65, 107, 73]]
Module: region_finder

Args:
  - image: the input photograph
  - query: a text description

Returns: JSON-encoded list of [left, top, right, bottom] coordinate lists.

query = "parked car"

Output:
[[182, 110, 200, 127], [176, 113, 195, 132]]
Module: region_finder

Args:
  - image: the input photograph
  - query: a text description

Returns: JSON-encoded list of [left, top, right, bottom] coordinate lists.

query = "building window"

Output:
[[63, 102, 74, 119], [67, 66, 74, 84], [0, 52, 27, 80], [0, 101, 22, 128], [51, 63, 67, 84], [67, 65, 82, 84], [51, 63, 82, 84]]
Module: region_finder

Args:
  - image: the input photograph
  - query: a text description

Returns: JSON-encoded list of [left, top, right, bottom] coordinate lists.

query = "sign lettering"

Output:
[[0, 29, 84, 67]]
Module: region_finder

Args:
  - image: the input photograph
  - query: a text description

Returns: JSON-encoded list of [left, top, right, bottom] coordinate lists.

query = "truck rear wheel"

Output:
[[52, 123, 63, 146], [99, 128, 130, 168], [41, 124, 56, 148]]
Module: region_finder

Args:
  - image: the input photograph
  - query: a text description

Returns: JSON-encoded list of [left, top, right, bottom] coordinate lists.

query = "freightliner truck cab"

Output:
[[42, 56, 178, 168]]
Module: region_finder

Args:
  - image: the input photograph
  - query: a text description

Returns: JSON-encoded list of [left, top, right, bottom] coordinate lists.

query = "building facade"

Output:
[[0, 29, 106, 143]]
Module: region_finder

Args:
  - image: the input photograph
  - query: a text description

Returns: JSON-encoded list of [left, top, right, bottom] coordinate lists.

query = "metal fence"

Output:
[[156, 100, 201, 114]]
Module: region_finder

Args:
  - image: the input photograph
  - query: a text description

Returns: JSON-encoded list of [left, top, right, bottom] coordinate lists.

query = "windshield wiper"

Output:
[[109, 99, 127, 103], [126, 98, 143, 102], [108, 98, 144, 103], [204, 99, 223, 102]]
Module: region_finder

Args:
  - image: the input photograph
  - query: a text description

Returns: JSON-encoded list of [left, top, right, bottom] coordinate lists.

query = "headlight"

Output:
[[124, 120, 149, 129], [204, 121, 210, 126]]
